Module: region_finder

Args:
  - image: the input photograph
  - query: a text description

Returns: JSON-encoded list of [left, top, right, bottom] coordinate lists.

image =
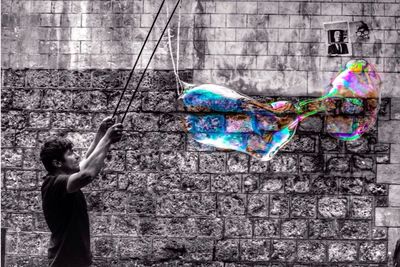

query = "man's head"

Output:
[[333, 30, 342, 42], [40, 137, 80, 174]]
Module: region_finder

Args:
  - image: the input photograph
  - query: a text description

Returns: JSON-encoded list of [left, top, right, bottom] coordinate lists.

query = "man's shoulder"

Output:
[[41, 174, 54, 189], [41, 174, 70, 195]]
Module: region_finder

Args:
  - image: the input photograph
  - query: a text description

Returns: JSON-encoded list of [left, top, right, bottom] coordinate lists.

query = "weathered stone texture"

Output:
[[318, 197, 348, 218], [359, 242, 387, 263], [328, 242, 358, 262], [1, 64, 396, 265], [297, 241, 326, 263]]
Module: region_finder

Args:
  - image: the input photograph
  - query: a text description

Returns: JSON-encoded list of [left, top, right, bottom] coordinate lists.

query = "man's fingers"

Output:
[[113, 123, 123, 129], [99, 117, 115, 133], [103, 116, 114, 122], [106, 118, 115, 124]]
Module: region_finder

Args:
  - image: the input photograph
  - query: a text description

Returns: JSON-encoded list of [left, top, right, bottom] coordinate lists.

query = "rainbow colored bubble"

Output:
[[179, 59, 381, 161]]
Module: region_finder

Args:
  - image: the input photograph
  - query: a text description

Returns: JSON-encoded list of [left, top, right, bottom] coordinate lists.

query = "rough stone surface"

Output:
[[309, 219, 339, 239], [240, 239, 270, 261], [339, 220, 370, 239], [290, 195, 316, 218], [281, 219, 307, 238], [297, 241, 326, 263], [359, 242, 387, 263], [318, 197, 348, 218], [351, 196, 373, 219], [271, 240, 296, 262], [328, 242, 358, 262], [1, 52, 396, 267]]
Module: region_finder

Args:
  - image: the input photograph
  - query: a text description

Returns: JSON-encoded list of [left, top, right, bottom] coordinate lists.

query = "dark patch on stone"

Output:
[[3, 69, 26, 87], [92, 70, 123, 89], [297, 241, 326, 262], [26, 70, 58, 88], [375, 196, 389, 207], [353, 155, 374, 171], [299, 155, 324, 172], [126, 191, 156, 214], [339, 220, 370, 239], [320, 134, 342, 152], [215, 239, 239, 261], [326, 155, 351, 173], [269, 195, 289, 217], [285, 174, 312, 194], [58, 70, 92, 88], [247, 194, 268, 216], [359, 242, 387, 262], [309, 219, 339, 239], [345, 137, 370, 153], [310, 176, 337, 194], [254, 219, 280, 238], [365, 183, 387, 195], [290, 195, 316, 218], [271, 240, 296, 262]]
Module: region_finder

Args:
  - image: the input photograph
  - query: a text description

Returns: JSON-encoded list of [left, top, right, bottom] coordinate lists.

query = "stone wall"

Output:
[[1, 0, 400, 266], [1, 69, 397, 266]]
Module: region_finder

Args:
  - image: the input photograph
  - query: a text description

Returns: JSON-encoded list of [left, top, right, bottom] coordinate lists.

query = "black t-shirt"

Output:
[[41, 174, 92, 267]]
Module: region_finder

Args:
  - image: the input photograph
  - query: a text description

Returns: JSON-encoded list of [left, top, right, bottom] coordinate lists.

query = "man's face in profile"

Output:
[[333, 31, 342, 42], [60, 149, 81, 174]]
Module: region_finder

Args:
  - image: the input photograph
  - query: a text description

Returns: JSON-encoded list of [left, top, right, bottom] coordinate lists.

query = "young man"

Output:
[[40, 117, 123, 267]]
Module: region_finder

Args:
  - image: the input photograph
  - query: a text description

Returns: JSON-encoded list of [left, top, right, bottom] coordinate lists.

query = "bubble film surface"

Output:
[[324, 59, 381, 141], [179, 60, 381, 161]]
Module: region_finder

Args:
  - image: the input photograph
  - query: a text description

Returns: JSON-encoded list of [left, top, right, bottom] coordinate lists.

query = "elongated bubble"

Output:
[[179, 59, 381, 160], [180, 84, 301, 161]]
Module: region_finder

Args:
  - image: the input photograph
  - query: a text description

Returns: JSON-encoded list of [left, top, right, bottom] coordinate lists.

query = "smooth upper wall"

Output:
[[1, 0, 399, 96]]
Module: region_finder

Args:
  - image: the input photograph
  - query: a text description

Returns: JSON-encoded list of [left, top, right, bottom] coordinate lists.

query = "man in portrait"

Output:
[[328, 30, 349, 55]]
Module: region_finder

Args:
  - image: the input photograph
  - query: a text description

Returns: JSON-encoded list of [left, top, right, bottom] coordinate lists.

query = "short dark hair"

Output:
[[40, 137, 73, 173]]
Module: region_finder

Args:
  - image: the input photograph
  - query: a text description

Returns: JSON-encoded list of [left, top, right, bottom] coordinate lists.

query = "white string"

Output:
[[166, 1, 183, 95], [176, 1, 181, 81]]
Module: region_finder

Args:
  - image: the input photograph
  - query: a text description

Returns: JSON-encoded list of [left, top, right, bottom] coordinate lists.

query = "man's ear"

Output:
[[52, 159, 62, 169]]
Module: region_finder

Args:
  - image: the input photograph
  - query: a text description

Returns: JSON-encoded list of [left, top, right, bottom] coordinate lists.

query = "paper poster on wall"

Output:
[[323, 21, 352, 57], [349, 21, 370, 43]]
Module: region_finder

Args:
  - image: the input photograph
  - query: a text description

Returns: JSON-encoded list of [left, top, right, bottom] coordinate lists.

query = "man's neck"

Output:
[[51, 169, 73, 176]]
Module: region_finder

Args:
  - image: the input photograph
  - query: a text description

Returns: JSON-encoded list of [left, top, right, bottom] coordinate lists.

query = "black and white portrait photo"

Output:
[[349, 21, 370, 43], [324, 21, 352, 56]]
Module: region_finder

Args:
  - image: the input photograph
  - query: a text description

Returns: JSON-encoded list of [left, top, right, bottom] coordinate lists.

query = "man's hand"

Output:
[[98, 116, 115, 136], [86, 116, 117, 158], [105, 123, 123, 143]]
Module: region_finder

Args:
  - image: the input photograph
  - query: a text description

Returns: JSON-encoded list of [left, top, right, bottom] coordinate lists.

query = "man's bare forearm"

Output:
[[68, 136, 112, 193], [85, 132, 103, 158], [86, 117, 115, 158], [80, 135, 112, 175], [67, 123, 122, 193]]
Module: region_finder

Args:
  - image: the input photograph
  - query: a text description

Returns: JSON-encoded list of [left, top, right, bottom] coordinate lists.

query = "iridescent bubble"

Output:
[[180, 84, 300, 161], [179, 59, 381, 160], [324, 59, 381, 141]]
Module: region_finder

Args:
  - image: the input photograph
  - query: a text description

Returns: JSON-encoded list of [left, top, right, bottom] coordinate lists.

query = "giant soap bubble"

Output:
[[179, 59, 381, 161]]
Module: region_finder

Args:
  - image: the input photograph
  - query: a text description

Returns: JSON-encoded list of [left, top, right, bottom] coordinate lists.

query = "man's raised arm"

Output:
[[85, 117, 115, 158], [66, 123, 123, 193]]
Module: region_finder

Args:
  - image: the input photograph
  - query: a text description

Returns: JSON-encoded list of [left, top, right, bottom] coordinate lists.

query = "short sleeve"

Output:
[[52, 174, 70, 196]]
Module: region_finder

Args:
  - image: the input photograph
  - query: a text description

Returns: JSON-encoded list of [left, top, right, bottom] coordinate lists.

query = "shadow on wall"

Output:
[[395, 240, 400, 267]]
